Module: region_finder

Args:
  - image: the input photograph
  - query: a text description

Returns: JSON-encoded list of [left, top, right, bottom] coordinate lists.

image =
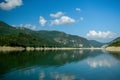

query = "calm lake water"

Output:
[[0, 50, 120, 80]]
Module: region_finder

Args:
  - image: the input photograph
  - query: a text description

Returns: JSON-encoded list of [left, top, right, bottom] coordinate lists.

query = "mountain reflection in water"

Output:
[[0, 50, 120, 80]]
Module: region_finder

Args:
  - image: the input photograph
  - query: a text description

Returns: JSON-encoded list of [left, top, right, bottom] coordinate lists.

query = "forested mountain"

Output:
[[111, 37, 120, 43], [0, 21, 58, 47], [89, 40, 105, 47], [36, 30, 91, 47], [0, 21, 103, 48], [108, 37, 120, 47]]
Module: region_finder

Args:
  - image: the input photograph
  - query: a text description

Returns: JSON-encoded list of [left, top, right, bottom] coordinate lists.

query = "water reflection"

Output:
[[0, 50, 120, 80], [50, 72, 75, 80], [108, 51, 120, 60], [39, 71, 45, 80], [87, 54, 119, 68], [0, 50, 102, 75]]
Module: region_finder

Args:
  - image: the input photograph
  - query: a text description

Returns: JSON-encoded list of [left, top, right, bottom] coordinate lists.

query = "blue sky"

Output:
[[0, 0, 120, 42]]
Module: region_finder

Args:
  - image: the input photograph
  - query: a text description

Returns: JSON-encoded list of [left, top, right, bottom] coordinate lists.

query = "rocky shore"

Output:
[[0, 46, 24, 52], [0, 46, 102, 52], [105, 47, 120, 52]]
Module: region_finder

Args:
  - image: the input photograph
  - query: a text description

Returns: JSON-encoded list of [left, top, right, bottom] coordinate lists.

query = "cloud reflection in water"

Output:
[[87, 54, 119, 68], [50, 72, 76, 80]]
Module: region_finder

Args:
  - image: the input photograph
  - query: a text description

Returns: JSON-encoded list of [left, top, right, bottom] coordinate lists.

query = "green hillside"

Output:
[[108, 37, 120, 47], [89, 40, 105, 47], [0, 21, 96, 48], [36, 30, 91, 47], [0, 21, 58, 47]]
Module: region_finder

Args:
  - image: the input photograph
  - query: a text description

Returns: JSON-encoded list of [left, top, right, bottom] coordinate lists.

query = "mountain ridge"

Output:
[[0, 21, 104, 48], [108, 37, 120, 47]]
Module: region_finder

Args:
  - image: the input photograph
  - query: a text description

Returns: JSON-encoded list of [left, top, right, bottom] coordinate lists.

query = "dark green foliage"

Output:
[[0, 21, 60, 47], [36, 30, 91, 47], [108, 37, 120, 47], [0, 21, 92, 47], [0, 33, 54, 47], [109, 41, 120, 47]]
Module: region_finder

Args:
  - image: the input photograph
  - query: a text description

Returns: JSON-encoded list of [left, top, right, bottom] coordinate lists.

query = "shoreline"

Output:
[[0, 46, 120, 52], [26, 47, 102, 51], [105, 46, 120, 52], [0, 46, 25, 52], [0, 46, 102, 52]]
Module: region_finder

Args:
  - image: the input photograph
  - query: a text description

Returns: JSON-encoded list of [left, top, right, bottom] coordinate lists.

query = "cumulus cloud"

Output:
[[76, 8, 81, 12], [50, 11, 64, 18], [24, 24, 36, 30], [31, 25, 36, 30], [0, 0, 23, 10], [15, 24, 36, 30], [12, 25, 16, 27], [39, 11, 76, 26], [86, 30, 118, 38], [39, 16, 47, 26], [51, 16, 75, 25], [24, 24, 32, 28]]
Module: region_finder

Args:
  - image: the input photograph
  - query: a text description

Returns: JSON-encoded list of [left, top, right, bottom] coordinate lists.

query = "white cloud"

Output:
[[24, 24, 32, 28], [24, 24, 36, 30], [51, 16, 75, 25], [12, 25, 16, 27], [50, 11, 64, 18], [76, 8, 81, 12], [39, 11, 76, 26], [31, 25, 36, 30], [15, 24, 36, 30], [39, 16, 47, 26], [86, 30, 118, 38], [0, 0, 23, 10]]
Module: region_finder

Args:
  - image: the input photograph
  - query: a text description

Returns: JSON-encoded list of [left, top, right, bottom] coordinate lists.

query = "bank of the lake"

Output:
[[0, 46, 103, 51], [105, 46, 120, 52], [0, 46, 24, 51], [27, 47, 102, 51]]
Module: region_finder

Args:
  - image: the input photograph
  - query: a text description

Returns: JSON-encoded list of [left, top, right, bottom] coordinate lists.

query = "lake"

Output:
[[0, 50, 120, 80]]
